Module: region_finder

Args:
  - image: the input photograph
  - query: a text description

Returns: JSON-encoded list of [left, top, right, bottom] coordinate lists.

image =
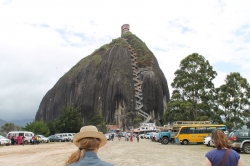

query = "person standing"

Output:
[[22, 135, 25, 146], [14, 134, 17, 145], [17, 134, 22, 145], [205, 130, 243, 166], [118, 135, 121, 141], [66, 125, 114, 166], [136, 134, 139, 142], [32, 135, 36, 144], [11, 135, 15, 145], [111, 133, 114, 141]]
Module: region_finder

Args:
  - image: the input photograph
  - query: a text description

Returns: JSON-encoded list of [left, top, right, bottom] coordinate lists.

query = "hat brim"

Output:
[[73, 131, 107, 147]]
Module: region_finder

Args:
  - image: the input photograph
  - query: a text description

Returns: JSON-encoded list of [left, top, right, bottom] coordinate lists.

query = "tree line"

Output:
[[0, 104, 107, 136], [163, 53, 250, 130]]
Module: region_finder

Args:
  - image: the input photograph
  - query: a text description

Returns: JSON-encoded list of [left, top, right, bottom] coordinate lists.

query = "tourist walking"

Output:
[[205, 129, 243, 166], [66, 125, 114, 166]]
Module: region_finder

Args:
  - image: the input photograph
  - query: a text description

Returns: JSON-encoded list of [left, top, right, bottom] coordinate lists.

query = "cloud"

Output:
[[0, 0, 250, 121]]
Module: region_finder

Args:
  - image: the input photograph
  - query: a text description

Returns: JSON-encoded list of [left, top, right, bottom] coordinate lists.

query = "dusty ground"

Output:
[[0, 138, 249, 166]]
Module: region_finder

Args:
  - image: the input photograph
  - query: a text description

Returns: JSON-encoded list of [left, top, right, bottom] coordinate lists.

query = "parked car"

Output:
[[48, 135, 64, 142], [118, 132, 125, 137], [228, 130, 250, 153], [55, 133, 69, 142], [0, 135, 11, 146], [63, 133, 75, 142], [203, 136, 214, 147], [37, 135, 50, 143], [144, 133, 150, 139], [139, 134, 145, 139]]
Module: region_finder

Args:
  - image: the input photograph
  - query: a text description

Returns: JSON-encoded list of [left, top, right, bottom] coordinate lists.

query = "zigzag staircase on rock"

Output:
[[123, 38, 151, 123]]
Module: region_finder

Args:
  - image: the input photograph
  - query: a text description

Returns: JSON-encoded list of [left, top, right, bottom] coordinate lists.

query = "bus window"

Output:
[[195, 127, 206, 133], [180, 128, 189, 134], [217, 126, 226, 131], [189, 128, 195, 134]]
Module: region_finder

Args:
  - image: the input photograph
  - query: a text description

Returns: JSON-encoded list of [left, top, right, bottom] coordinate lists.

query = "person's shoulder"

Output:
[[205, 149, 217, 157], [229, 149, 240, 157]]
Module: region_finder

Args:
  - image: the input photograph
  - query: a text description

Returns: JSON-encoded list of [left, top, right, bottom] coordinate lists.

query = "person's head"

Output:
[[211, 130, 231, 149], [66, 125, 107, 165]]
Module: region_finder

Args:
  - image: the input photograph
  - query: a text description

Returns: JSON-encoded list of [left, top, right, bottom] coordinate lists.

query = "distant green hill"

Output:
[[0, 118, 33, 127], [9, 119, 33, 127]]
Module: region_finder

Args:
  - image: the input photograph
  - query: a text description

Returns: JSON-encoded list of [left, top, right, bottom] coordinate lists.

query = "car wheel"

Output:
[[182, 140, 189, 145], [162, 138, 169, 144], [235, 149, 241, 153], [242, 143, 250, 154], [24, 140, 28, 145]]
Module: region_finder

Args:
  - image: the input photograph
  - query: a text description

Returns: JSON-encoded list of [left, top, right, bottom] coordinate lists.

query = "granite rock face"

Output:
[[35, 32, 170, 129]]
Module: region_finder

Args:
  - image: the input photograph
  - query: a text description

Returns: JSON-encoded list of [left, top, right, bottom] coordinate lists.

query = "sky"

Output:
[[0, 0, 249, 121]]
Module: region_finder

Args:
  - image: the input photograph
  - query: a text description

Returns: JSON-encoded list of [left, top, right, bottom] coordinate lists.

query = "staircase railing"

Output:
[[123, 38, 151, 123]]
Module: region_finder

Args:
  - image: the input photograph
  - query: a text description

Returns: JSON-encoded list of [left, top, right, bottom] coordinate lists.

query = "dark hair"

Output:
[[211, 130, 231, 149]]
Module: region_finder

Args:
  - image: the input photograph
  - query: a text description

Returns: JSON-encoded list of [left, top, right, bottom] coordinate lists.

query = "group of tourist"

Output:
[[8, 134, 25, 146], [7, 133, 39, 145]]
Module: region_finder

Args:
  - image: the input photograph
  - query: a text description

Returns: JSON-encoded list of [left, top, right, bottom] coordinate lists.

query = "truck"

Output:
[[158, 129, 178, 144]]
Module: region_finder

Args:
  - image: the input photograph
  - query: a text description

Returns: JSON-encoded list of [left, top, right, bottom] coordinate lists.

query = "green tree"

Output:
[[55, 104, 83, 133], [164, 53, 217, 123], [0, 123, 21, 135], [88, 113, 107, 133], [23, 119, 50, 136], [217, 72, 250, 130], [47, 121, 56, 135]]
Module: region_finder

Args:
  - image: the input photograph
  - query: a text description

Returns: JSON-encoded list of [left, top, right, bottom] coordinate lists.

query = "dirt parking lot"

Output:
[[0, 138, 249, 166]]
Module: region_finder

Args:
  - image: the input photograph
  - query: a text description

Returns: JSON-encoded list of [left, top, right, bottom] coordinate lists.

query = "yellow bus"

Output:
[[174, 124, 227, 145]]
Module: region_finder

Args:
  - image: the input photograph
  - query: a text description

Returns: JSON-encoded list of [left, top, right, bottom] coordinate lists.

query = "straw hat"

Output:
[[73, 125, 107, 147]]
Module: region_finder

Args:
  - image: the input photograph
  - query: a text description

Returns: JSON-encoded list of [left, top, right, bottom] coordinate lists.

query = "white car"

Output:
[[64, 133, 74, 141], [0, 135, 11, 145], [144, 133, 150, 139], [37, 135, 50, 143], [203, 136, 214, 147]]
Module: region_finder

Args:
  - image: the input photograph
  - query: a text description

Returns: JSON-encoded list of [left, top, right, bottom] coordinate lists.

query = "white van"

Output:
[[63, 133, 75, 141], [7, 131, 35, 144]]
